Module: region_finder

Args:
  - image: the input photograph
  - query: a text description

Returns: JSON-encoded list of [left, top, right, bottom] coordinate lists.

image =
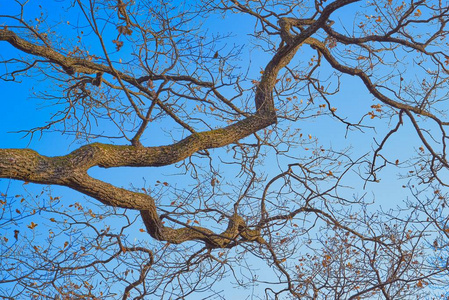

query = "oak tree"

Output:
[[1, 0, 449, 298]]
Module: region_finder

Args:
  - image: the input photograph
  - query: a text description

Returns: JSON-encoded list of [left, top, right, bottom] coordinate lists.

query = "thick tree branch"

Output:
[[0, 0, 360, 251]]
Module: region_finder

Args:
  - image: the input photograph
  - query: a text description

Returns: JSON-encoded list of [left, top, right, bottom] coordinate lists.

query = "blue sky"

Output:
[[0, 0, 445, 298]]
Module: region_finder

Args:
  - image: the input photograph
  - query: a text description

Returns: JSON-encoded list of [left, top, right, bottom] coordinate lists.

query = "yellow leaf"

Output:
[[27, 222, 38, 229], [414, 9, 422, 17], [139, 228, 146, 232]]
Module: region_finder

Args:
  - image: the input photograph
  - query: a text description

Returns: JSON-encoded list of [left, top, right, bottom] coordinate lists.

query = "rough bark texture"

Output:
[[0, 0, 358, 247]]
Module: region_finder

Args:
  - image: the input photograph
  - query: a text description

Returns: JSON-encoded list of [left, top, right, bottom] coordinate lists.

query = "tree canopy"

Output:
[[1, 0, 449, 298]]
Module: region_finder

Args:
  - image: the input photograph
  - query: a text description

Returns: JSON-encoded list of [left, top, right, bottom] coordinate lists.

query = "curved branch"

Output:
[[0, 0, 360, 250], [305, 37, 449, 125]]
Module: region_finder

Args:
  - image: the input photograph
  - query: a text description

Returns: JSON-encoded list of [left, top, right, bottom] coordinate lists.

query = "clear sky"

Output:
[[1, 0, 446, 298]]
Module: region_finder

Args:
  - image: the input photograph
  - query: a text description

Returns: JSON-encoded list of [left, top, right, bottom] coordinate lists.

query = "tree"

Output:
[[1, 0, 449, 298]]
